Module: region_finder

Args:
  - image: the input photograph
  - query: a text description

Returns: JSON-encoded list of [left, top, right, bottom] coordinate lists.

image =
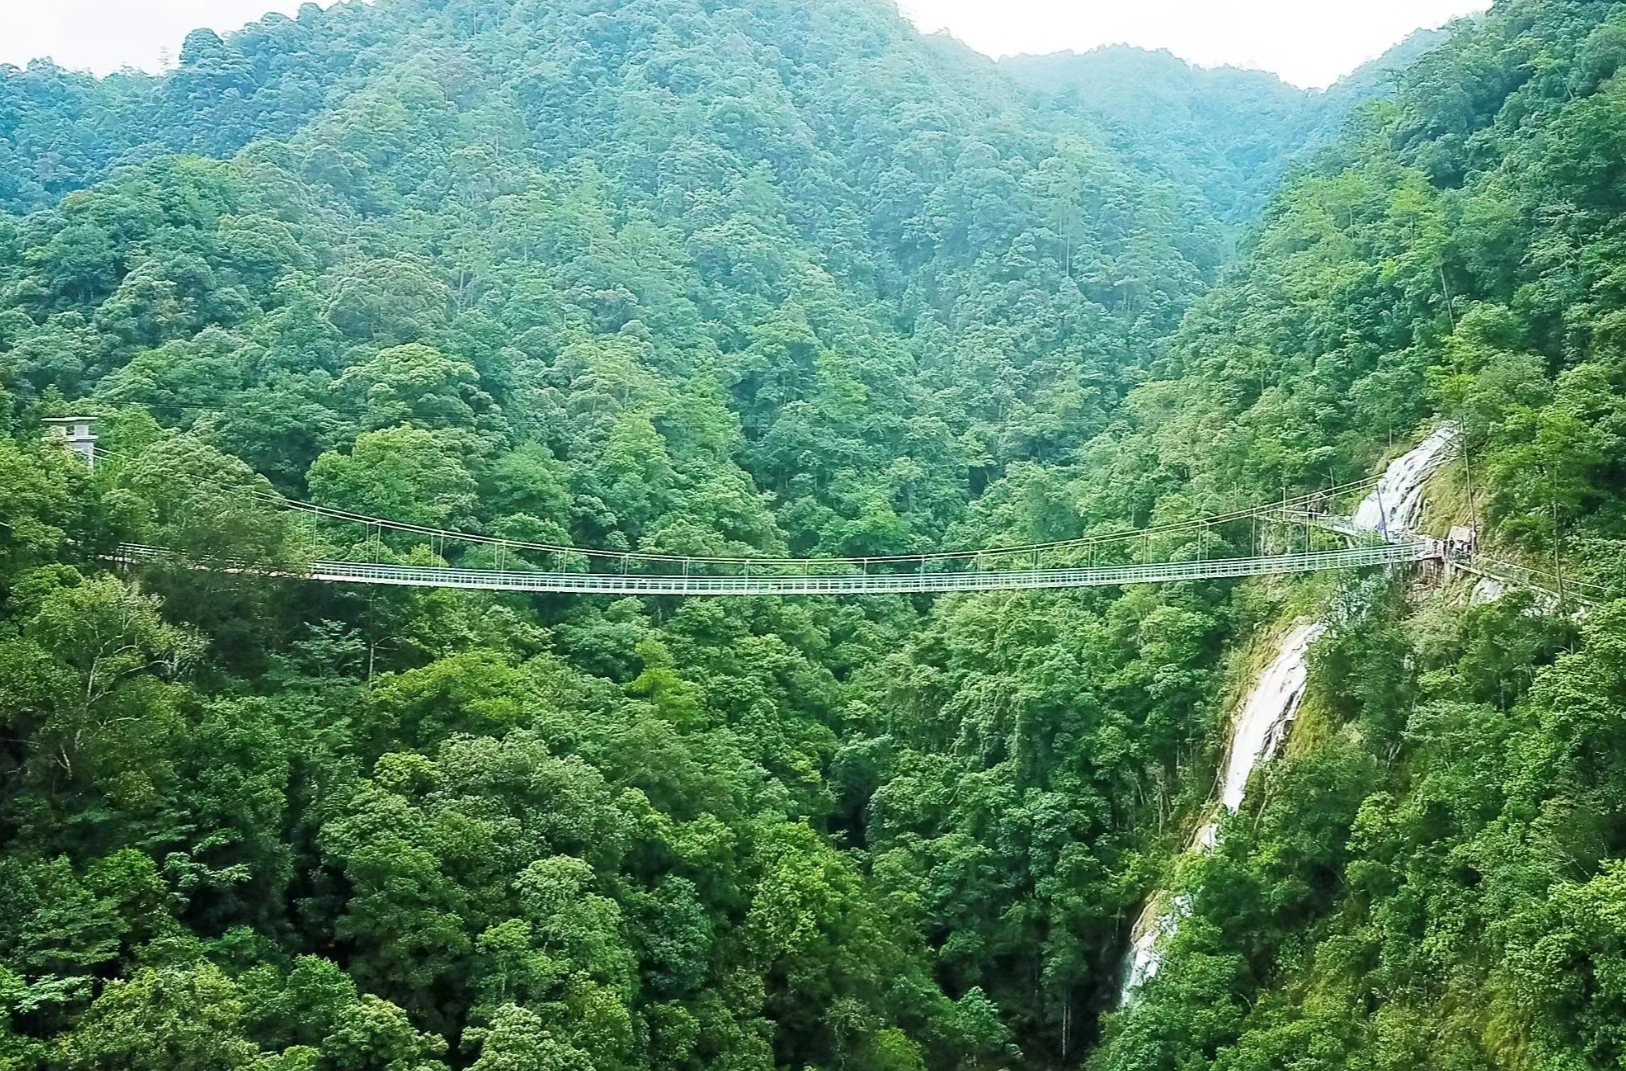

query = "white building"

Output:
[[42, 417, 99, 469]]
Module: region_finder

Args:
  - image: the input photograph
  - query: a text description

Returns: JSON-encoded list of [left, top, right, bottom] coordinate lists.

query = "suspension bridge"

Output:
[[114, 538, 1440, 597], [96, 426, 1461, 596]]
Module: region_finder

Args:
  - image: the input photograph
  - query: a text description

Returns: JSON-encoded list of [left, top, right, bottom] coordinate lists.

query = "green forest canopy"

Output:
[[3, 0, 1626, 1069]]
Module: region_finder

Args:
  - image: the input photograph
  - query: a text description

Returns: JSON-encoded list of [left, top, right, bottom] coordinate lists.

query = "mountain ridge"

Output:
[[1001, 28, 1454, 223]]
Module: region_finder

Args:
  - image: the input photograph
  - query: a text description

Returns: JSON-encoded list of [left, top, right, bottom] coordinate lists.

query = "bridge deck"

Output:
[[120, 541, 1436, 596]]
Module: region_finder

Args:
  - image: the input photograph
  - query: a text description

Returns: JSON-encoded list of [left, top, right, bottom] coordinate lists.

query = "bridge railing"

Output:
[[116, 540, 1437, 596]]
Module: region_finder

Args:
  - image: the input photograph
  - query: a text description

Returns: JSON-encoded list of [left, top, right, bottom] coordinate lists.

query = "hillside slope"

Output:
[[1087, 1, 1626, 1066]]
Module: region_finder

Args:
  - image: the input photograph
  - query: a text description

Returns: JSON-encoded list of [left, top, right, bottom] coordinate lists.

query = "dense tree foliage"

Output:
[[1088, 2, 1626, 1068], [3, 0, 1626, 1068], [0, 0, 1330, 1066]]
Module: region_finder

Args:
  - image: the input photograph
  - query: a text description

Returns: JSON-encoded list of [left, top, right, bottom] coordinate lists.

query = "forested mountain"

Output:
[[0, 1, 1299, 1067], [1002, 30, 1452, 226], [1001, 47, 1314, 225], [2, 0, 1625, 1069]]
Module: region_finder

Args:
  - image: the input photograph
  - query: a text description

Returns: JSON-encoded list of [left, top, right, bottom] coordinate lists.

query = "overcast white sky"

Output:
[[0, 0, 346, 75], [1, 0, 1488, 88]]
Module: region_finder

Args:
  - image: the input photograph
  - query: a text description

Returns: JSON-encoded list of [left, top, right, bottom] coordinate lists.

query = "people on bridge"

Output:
[[1446, 525, 1477, 561]]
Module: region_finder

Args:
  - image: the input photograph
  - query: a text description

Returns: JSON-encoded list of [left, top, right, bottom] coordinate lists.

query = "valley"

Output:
[[2, 1, 1624, 1068]]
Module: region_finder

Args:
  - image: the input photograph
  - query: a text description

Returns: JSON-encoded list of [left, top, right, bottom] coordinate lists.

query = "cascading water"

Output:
[[1121, 895, 1186, 995], [1207, 621, 1328, 831], [1120, 621, 1325, 996], [1119, 425, 1459, 1001], [1351, 424, 1460, 538]]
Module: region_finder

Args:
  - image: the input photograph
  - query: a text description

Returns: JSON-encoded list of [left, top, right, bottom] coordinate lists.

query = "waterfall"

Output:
[[1215, 622, 1328, 814], [1122, 893, 1187, 995], [1119, 425, 1457, 1001], [1351, 424, 1459, 538], [1120, 622, 1324, 997]]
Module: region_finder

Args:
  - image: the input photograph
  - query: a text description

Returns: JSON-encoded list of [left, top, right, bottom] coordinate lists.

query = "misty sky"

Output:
[[1, 0, 1488, 88]]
